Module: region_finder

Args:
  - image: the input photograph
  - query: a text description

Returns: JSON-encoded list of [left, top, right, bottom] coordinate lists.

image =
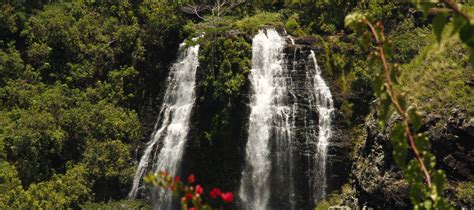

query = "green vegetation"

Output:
[[0, 161, 91, 208], [235, 12, 282, 34], [401, 30, 473, 115], [0, 1, 186, 208], [80, 200, 151, 210], [456, 181, 474, 206], [345, 2, 474, 209], [191, 12, 252, 145], [314, 192, 343, 210]]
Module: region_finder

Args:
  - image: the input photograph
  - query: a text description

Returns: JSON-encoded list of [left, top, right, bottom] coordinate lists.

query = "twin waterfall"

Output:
[[128, 42, 200, 209], [129, 29, 334, 209], [239, 29, 334, 209]]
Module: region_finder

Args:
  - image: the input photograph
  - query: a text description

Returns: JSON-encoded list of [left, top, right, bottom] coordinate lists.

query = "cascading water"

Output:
[[240, 30, 334, 209], [128, 42, 199, 209], [239, 28, 295, 210], [308, 50, 334, 203]]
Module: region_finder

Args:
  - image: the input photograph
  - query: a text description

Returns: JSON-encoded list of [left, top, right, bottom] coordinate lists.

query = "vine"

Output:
[[345, 11, 453, 210]]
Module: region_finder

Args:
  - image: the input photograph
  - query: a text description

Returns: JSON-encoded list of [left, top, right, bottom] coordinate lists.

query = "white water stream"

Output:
[[128, 42, 199, 209], [239, 28, 288, 210], [309, 50, 334, 203]]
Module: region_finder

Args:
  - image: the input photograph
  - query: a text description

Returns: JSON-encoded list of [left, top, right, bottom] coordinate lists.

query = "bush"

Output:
[[0, 161, 29, 209], [26, 164, 92, 209], [235, 12, 282, 34], [0, 162, 91, 209], [82, 140, 135, 200], [80, 200, 151, 210], [198, 35, 251, 101], [284, 14, 305, 36], [457, 181, 474, 206], [314, 192, 342, 210]]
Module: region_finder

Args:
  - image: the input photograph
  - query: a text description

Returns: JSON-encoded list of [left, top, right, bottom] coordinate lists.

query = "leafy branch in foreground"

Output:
[[414, 0, 474, 64], [345, 13, 452, 210]]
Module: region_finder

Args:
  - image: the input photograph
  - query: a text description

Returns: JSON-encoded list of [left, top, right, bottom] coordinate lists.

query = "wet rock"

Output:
[[293, 36, 323, 45], [349, 112, 410, 209], [349, 107, 474, 209], [429, 109, 474, 181]]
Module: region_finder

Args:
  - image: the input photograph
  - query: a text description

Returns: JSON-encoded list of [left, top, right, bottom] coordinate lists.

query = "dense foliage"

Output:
[[0, 1, 186, 208]]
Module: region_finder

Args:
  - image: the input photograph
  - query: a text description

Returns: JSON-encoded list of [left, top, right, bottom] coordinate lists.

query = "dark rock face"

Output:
[[282, 42, 317, 209], [349, 108, 474, 209], [349, 112, 410, 209], [179, 35, 352, 209], [283, 41, 352, 208], [427, 109, 474, 181], [180, 61, 251, 207]]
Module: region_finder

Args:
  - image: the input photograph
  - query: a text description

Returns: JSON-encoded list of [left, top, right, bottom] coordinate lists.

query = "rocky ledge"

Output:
[[346, 107, 473, 209]]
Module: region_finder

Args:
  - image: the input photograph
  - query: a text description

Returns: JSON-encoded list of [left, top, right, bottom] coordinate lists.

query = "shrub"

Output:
[[457, 181, 474, 206]]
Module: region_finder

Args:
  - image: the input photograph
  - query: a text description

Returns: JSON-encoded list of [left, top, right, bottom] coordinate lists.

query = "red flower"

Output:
[[195, 185, 203, 194], [209, 188, 221, 199], [169, 184, 175, 191], [220, 192, 234, 203], [185, 193, 193, 201], [189, 208, 195, 210], [174, 175, 180, 183], [187, 174, 195, 184]]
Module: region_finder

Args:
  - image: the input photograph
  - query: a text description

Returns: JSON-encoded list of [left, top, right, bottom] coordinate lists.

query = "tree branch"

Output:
[[443, 0, 472, 20], [181, 5, 211, 21], [364, 20, 433, 188]]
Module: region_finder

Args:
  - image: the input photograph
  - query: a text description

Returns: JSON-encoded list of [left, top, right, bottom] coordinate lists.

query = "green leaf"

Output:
[[362, 31, 373, 50], [422, 151, 436, 171], [390, 123, 408, 167], [432, 170, 446, 196], [406, 159, 424, 180], [469, 50, 474, 67], [367, 51, 380, 68], [414, 133, 430, 151], [423, 200, 433, 209], [373, 72, 384, 96], [417, 2, 438, 18], [345, 12, 368, 31], [377, 91, 392, 126], [451, 14, 467, 37], [460, 24, 474, 48], [390, 67, 399, 85], [432, 13, 448, 43], [404, 160, 425, 199], [398, 94, 407, 111], [408, 108, 422, 132]]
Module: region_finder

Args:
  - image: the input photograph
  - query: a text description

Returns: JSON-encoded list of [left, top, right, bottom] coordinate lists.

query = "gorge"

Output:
[[131, 28, 339, 209], [0, 2, 473, 210]]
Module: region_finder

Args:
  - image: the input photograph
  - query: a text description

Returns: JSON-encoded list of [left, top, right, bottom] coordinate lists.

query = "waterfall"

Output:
[[128, 42, 199, 208], [308, 50, 334, 203], [239, 28, 293, 210]]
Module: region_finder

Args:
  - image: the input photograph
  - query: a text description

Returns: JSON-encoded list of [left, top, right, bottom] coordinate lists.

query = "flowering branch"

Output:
[[144, 172, 234, 210]]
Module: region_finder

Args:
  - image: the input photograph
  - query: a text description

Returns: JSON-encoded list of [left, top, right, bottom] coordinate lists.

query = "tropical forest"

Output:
[[0, 0, 473, 209]]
